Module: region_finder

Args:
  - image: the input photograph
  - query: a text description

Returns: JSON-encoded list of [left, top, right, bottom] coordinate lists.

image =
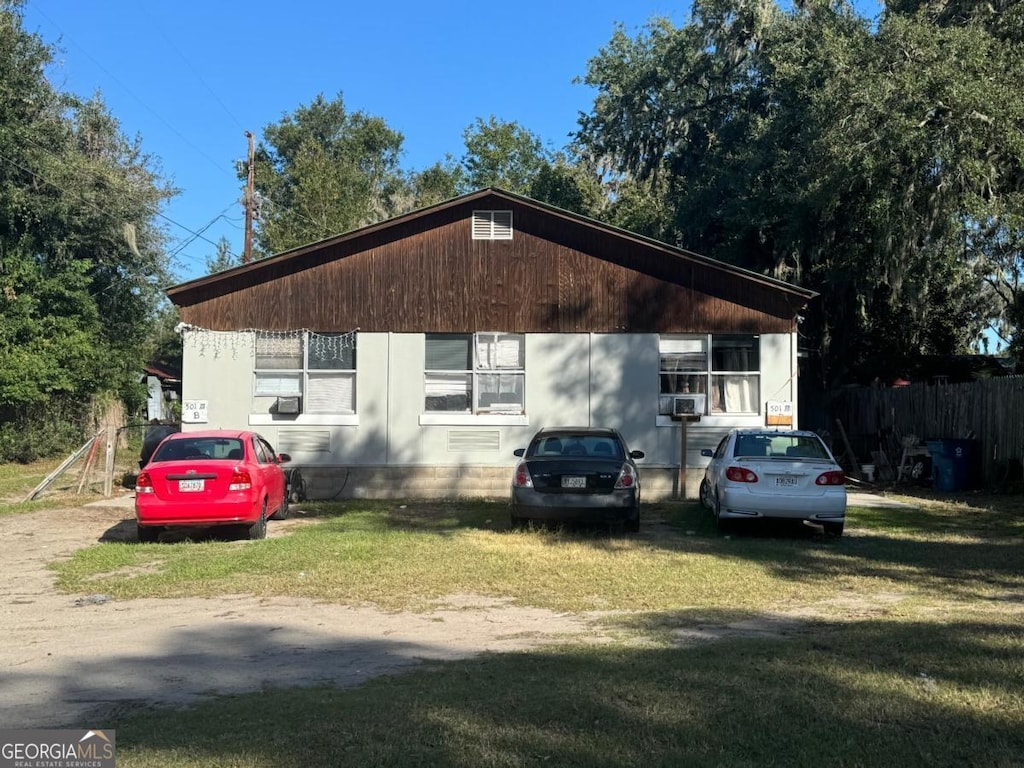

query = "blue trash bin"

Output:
[[926, 439, 976, 492]]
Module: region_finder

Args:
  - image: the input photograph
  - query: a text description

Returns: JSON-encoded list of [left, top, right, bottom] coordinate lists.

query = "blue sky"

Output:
[[21, 0, 695, 282]]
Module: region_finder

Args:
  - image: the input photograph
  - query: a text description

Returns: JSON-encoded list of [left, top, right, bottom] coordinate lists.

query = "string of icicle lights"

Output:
[[175, 323, 357, 360]]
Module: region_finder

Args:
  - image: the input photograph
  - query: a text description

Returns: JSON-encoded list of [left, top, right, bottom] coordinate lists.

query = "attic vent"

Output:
[[472, 210, 513, 240]]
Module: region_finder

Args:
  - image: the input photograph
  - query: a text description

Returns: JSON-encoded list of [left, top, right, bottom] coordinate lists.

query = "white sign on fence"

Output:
[[182, 400, 208, 423]]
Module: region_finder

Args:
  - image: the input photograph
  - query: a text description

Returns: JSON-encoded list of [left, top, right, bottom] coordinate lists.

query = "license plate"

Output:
[[561, 476, 587, 489], [775, 476, 798, 488], [178, 479, 204, 492]]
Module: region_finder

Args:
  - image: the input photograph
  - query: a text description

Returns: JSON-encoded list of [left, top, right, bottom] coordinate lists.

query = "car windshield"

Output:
[[526, 434, 624, 459], [733, 434, 829, 460], [152, 437, 245, 462]]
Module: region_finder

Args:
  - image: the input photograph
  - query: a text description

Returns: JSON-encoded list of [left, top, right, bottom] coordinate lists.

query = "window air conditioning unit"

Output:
[[673, 394, 706, 416], [275, 396, 302, 415]]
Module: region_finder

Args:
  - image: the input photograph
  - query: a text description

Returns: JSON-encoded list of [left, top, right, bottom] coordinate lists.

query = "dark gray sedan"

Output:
[[510, 427, 644, 531]]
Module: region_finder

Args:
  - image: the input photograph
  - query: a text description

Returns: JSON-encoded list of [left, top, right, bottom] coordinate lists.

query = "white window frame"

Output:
[[421, 332, 527, 425], [471, 210, 513, 240], [250, 332, 358, 426], [658, 334, 761, 421]]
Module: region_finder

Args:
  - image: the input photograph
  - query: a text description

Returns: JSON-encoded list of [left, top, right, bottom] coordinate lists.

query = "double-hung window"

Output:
[[425, 333, 525, 414], [253, 332, 356, 416], [659, 334, 759, 415]]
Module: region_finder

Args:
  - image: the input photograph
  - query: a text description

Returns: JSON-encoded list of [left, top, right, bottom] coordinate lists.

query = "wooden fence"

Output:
[[830, 375, 1024, 488]]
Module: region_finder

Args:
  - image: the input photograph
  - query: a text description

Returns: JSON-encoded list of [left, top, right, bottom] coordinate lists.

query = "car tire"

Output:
[[247, 503, 268, 540], [699, 479, 712, 510], [714, 494, 729, 533], [823, 521, 844, 537], [625, 511, 640, 533], [137, 524, 162, 544], [270, 494, 289, 521]]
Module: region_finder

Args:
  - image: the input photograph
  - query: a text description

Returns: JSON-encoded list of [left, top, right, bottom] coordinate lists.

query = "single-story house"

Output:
[[166, 188, 816, 500]]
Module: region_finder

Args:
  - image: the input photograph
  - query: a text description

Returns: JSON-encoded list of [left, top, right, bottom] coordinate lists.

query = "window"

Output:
[[425, 333, 525, 413], [711, 335, 759, 413], [472, 210, 513, 240], [659, 334, 760, 415], [253, 332, 356, 416]]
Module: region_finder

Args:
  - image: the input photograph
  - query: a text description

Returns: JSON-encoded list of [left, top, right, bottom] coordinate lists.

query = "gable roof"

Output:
[[167, 187, 817, 307]]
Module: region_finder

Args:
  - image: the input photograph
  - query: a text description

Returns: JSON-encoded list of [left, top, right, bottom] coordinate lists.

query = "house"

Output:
[[165, 188, 816, 500], [141, 363, 181, 422]]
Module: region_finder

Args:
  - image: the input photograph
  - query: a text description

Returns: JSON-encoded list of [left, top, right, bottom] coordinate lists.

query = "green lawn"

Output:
[[44, 492, 1024, 766]]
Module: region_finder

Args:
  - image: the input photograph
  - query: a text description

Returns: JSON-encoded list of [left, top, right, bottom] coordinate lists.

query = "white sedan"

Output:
[[699, 429, 847, 535]]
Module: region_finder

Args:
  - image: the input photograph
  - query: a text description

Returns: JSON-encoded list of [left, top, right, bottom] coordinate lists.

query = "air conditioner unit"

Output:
[[673, 394, 706, 416], [275, 396, 302, 414]]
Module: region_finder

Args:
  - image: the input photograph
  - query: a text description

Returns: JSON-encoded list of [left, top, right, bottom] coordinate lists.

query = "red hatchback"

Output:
[[135, 430, 291, 542]]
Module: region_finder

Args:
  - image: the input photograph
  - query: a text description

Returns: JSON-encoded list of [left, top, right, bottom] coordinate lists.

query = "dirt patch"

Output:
[[0, 498, 616, 729]]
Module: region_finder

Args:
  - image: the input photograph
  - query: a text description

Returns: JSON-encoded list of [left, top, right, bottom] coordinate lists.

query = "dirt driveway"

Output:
[[0, 498, 614, 729]]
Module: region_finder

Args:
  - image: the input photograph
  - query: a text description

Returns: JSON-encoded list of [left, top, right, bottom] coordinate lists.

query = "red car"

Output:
[[135, 430, 291, 542]]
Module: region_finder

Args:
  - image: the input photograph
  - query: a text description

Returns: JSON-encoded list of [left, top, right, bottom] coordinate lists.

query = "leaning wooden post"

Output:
[[102, 425, 116, 497]]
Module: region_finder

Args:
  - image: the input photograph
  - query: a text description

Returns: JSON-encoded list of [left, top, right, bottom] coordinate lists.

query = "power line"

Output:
[[0, 147, 230, 256], [31, 5, 239, 181], [8, 130, 243, 266], [137, 5, 248, 134], [169, 208, 235, 258]]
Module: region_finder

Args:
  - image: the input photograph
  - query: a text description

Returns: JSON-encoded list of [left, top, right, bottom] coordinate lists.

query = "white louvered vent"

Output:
[[447, 430, 501, 452], [277, 429, 331, 454], [472, 210, 513, 240]]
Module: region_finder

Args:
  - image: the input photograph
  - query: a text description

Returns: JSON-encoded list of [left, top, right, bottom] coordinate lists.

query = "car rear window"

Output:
[[152, 437, 245, 461], [734, 434, 829, 460], [527, 434, 624, 459]]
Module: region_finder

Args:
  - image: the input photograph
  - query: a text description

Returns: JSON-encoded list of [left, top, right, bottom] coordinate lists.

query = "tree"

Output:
[[460, 116, 552, 195], [246, 93, 406, 254], [407, 156, 464, 209], [0, 0, 175, 457], [575, 0, 1024, 385], [528, 154, 606, 218], [205, 235, 242, 274]]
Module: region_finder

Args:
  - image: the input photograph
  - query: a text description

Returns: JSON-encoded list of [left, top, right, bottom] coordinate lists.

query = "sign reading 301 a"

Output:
[[182, 400, 208, 423]]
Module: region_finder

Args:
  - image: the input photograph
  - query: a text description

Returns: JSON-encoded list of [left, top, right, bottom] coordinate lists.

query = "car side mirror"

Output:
[[277, 453, 291, 463], [700, 449, 714, 457], [513, 448, 525, 457], [630, 450, 645, 460]]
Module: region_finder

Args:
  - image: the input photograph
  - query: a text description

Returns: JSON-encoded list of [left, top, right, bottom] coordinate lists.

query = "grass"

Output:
[[0, 438, 142, 515], [0, 456, 91, 515], [55, 497, 1024, 614], [32, 489, 1024, 765], [114, 614, 1024, 767]]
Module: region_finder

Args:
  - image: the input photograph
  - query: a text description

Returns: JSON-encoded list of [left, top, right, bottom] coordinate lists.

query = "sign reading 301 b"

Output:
[[182, 400, 208, 423]]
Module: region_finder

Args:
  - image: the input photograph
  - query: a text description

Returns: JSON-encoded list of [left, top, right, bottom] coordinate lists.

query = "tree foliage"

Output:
[[576, 0, 1024, 384], [247, 93, 406, 254], [0, 0, 174, 456]]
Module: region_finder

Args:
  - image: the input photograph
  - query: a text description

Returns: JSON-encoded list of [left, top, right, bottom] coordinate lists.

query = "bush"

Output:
[[0, 401, 89, 464]]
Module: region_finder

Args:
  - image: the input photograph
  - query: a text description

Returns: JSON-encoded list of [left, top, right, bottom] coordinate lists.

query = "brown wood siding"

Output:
[[175, 200, 803, 334]]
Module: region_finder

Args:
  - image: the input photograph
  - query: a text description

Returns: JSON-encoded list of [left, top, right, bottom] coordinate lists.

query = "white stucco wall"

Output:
[[181, 330, 799, 490]]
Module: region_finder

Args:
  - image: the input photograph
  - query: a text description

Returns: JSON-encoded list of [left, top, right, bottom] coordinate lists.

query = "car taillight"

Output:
[[614, 463, 636, 489], [135, 471, 154, 494], [229, 469, 252, 491], [816, 470, 845, 486], [725, 466, 759, 483], [513, 462, 533, 488]]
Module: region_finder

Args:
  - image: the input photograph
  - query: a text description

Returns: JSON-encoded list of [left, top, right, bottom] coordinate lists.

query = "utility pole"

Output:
[[243, 130, 255, 263]]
